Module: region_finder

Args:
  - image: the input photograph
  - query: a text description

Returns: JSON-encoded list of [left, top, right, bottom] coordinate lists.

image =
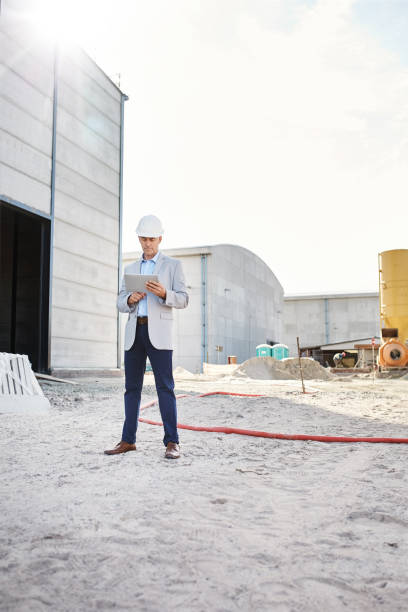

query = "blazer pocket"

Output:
[[160, 311, 173, 320]]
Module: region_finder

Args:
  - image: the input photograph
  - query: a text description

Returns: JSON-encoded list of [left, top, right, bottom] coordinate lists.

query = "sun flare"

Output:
[[26, 0, 99, 47]]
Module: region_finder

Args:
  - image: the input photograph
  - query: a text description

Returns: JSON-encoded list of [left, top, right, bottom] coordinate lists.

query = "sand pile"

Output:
[[233, 356, 334, 381], [281, 357, 335, 380], [233, 357, 297, 380], [173, 366, 197, 379]]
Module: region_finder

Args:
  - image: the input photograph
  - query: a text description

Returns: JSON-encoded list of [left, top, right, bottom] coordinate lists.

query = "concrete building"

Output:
[[122, 245, 284, 372], [0, 0, 126, 373], [283, 292, 380, 356]]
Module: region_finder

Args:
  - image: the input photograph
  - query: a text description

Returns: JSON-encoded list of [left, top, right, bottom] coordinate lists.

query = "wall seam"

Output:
[[47, 44, 58, 372]]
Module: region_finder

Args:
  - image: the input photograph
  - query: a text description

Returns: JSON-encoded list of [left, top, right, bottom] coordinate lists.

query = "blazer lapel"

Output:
[[154, 251, 165, 276], [129, 257, 143, 273]]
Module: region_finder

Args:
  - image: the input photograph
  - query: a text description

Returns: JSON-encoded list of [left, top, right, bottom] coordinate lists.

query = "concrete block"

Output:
[[53, 248, 118, 293], [56, 134, 119, 195], [57, 107, 119, 172], [58, 54, 120, 125], [53, 219, 118, 268], [0, 129, 51, 186], [51, 337, 117, 368], [54, 191, 119, 243], [52, 306, 117, 344], [0, 96, 52, 156], [55, 163, 119, 219], [57, 80, 120, 147], [52, 277, 117, 319], [0, 395, 50, 414], [0, 63, 53, 125], [0, 352, 50, 414], [0, 30, 54, 97], [0, 163, 51, 215]]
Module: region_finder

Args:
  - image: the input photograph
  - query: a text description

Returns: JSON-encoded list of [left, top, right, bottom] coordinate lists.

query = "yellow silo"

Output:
[[378, 249, 408, 345]]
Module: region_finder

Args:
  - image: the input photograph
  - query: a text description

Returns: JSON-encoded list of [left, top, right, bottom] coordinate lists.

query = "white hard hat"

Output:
[[135, 215, 164, 237]]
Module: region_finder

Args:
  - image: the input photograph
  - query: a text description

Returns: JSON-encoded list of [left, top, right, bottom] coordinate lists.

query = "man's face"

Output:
[[139, 236, 162, 259]]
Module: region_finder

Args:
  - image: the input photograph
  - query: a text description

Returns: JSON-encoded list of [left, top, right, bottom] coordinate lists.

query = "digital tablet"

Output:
[[125, 274, 159, 293]]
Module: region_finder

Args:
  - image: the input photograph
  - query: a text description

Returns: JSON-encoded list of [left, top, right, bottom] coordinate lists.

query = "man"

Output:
[[104, 215, 189, 459], [333, 351, 346, 367]]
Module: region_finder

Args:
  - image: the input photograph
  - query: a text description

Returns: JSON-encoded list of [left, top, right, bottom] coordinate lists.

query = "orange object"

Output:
[[138, 392, 408, 444], [379, 339, 408, 367]]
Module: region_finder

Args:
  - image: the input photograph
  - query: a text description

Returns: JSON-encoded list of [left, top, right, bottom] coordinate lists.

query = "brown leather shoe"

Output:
[[165, 442, 180, 459], [104, 441, 136, 455]]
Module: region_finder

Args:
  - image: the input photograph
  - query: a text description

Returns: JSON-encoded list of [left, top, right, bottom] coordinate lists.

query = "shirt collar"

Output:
[[142, 251, 160, 263]]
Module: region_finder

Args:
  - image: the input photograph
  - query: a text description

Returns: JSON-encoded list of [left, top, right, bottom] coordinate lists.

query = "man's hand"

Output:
[[145, 280, 167, 300], [127, 291, 146, 305]]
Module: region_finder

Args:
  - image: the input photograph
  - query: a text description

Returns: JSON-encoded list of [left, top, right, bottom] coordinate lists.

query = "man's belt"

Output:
[[137, 316, 148, 325]]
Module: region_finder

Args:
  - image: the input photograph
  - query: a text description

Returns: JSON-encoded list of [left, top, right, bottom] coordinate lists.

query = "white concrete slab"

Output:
[[57, 107, 120, 172], [0, 63, 53, 124], [58, 80, 120, 148], [52, 248, 118, 293], [53, 219, 118, 268], [0, 396, 50, 414], [55, 134, 119, 196], [58, 55, 121, 124], [0, 163, 51, 214], [55, 163, 119, 219], [54, 191, 119, 243]]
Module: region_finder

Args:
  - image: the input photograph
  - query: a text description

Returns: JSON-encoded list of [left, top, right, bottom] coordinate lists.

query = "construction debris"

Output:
[[34, 372, 78, 385], [0, 353, 50, 413]]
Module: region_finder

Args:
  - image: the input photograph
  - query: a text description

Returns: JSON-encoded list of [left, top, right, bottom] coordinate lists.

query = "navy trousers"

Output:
[[122, 323, 179, 446]]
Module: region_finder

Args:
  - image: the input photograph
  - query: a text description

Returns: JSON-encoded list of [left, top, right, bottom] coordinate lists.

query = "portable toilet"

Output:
[[256, 344, 272, 357], [271, 343, 289, 360]]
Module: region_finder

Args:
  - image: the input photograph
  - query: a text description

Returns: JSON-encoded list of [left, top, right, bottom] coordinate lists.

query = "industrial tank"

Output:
[[378, 249, 408, 367]]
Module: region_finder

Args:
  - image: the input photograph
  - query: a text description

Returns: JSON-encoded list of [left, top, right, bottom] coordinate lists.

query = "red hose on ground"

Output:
[[138, 392, 408, 444]]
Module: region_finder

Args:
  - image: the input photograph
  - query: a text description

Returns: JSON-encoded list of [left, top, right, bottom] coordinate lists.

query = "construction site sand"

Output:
[[1, 374, 408, 611], [233, 356, 335, 381], [182, 357, 334, 383]]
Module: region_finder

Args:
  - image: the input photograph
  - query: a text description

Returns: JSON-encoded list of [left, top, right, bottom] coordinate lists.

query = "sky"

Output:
[[33, 0, 408, 294]]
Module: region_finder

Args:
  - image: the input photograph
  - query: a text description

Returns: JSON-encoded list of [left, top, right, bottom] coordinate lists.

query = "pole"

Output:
[[372, 337, 375, 384], [297, 336, 306, 394], [117, 92, 128, 369]]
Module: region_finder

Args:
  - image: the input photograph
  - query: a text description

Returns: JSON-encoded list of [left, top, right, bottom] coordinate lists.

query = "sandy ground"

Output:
[[1, 372, 408, 611]]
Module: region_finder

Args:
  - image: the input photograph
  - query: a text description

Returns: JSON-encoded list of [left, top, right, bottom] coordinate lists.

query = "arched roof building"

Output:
[[123, 244, 284, 372]]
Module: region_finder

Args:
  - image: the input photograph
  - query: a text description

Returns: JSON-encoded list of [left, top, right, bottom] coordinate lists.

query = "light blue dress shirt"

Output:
[[137, 252, 159, 316]]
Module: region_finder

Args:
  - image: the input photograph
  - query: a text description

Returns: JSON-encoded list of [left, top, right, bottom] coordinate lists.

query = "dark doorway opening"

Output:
[[0, 202, 50, 373]]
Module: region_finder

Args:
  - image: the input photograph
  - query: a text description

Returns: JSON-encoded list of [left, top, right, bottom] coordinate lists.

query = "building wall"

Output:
[[206, 245, 283, 366], [1, 0, 124, 370], [0, 3, 54, 215], [51, 46, 122, 368], [283, 293, 380, 355], [122, 245, 284, 373], [170, 253, 203, 372]]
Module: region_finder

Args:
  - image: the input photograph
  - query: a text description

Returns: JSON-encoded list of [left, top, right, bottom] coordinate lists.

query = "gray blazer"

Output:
[[117, 252, 189, 351]]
